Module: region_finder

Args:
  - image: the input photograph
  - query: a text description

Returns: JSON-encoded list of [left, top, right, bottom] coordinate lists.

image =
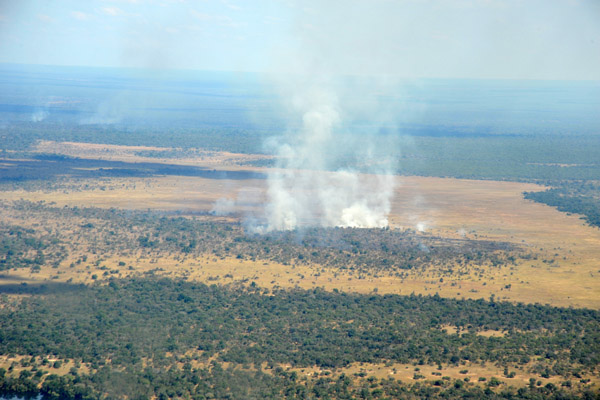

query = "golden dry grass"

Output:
[[33, 140, 272, 168], [2, 353, 597, 391], [1, 142, 599, 308], [0, 354, 90, 376], [389, 176, 600, 307], [289, 361, 599, 389]]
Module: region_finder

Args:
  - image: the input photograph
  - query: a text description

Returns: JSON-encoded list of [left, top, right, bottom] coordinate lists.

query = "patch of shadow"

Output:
[[0, 155, 267, 182], [0, 274, 35, 281], [0, 281, 86, 295]]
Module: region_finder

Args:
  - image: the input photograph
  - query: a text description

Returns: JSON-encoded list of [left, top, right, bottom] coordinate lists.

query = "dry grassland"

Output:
[[1, 142, 599, 309], [174, 354, 599, 390], [0, 355, 90, 377], [290, 361, 597, 389], [2, 353, 597, 392], [33, 140, 271, 168]]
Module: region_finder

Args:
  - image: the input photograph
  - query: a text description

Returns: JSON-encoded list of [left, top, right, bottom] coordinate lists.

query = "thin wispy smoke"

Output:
[[80, 99, 124, 125], [31, 110, 48, 122], [211, 197, 235, 216]]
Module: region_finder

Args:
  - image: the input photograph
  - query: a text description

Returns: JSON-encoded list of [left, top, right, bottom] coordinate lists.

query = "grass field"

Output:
[[2, 350, 596, 392], [1, 141, 599, 309]]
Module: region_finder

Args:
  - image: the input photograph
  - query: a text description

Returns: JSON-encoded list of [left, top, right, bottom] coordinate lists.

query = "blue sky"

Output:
[[1, 0, 599, 80]]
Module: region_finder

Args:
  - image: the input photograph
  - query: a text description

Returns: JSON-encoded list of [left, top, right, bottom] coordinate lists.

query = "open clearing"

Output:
[[1, 142, 599, 308], [33, 140, 272, 168]]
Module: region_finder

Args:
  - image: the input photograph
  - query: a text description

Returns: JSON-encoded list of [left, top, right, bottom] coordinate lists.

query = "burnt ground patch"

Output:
[[0, 155, 266, 182], [0, 281, 85, 295]]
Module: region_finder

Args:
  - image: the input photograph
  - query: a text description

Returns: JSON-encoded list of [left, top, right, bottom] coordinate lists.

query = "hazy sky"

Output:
[[0, 0, 599, 80]]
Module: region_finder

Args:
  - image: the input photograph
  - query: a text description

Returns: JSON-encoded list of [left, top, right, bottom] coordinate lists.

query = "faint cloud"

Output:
[[430, 31, 459, 44], [37, 14, 54, 23], [433, 0, 510, 9], [102, 7, 125, 16], [264, 15, 283, 24], [301, 6, 317, 15], [221, 0, 242, 11], [191, 10, 239, 28], [0, 14, 6, 22], [158, 0, 188, 4], [71, 11, 90, 21], [100, 6, 141, 18], [184, 24, 204, 32], [190, 11, 212, 21]]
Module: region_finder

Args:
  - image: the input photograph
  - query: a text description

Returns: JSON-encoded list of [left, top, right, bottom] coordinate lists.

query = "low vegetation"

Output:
[[0, 200, 530, 278], [0, 225, 66, 271]]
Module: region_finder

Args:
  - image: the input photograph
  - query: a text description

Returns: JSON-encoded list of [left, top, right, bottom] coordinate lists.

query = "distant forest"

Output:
[[2, 121, 600, 183]]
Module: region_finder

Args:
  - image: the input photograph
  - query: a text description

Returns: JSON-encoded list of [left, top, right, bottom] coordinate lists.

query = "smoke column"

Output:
[[250, 2, 409, 233], [247, 0, 411, 233], [255, 83, 396, 232]]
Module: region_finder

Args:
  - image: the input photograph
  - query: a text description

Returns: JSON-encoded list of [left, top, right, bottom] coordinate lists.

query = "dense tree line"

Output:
[[2, 121, 599, 182], [1, 277, 598, 372], [0, 122, 269, 155], [0, 277, 599, 398], [1, 364, 597, 400], [0, 225, 66, 271], [524, 182, 600, 228]]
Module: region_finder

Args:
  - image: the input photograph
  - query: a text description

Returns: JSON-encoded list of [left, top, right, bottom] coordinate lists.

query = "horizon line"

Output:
[[1, 62, 599, 83]]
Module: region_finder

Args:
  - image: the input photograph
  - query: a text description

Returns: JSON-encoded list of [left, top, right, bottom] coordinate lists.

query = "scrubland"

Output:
[[0, 143, 599, 399]]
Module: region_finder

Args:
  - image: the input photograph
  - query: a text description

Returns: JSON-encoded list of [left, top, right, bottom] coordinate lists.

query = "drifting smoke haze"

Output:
[[252, 1, 409, 232], [211, 197, 236, 216], [30, 110, 48, 122]]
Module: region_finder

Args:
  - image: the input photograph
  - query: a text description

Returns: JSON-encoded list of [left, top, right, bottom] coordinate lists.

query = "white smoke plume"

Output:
[[251, 2, 408, 233], [253, 81, 397, 232], [31, 110, 49, 122]]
